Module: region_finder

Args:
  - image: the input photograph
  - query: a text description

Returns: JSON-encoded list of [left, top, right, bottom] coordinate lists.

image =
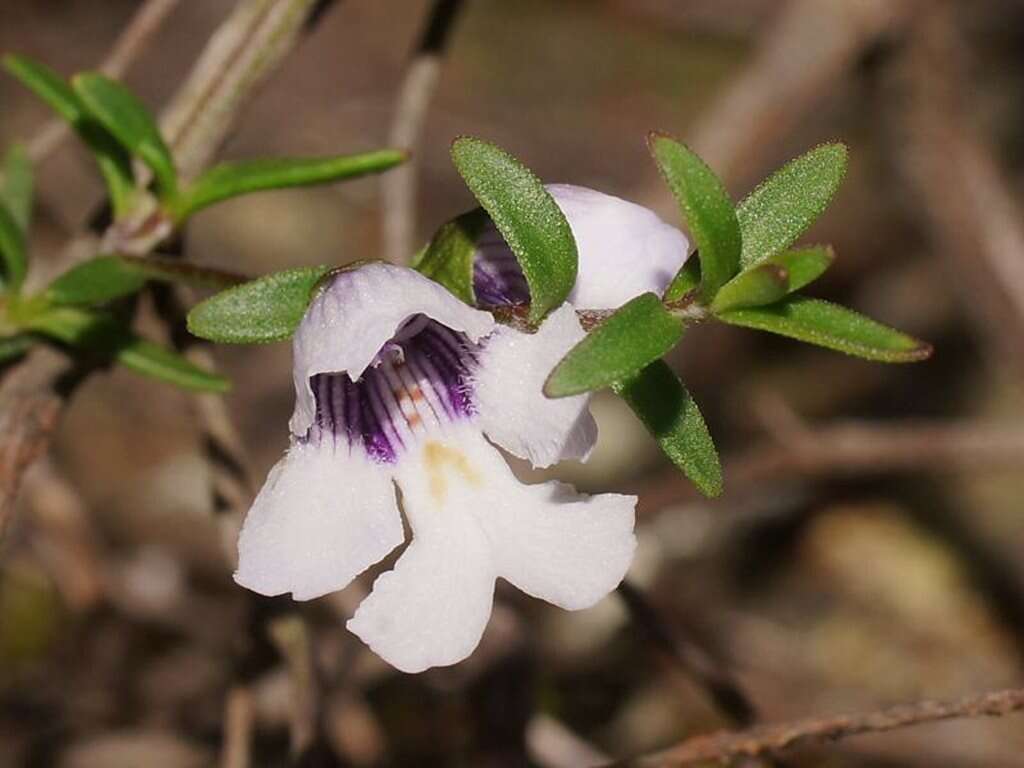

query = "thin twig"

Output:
[[617, 581, 757, 729], [382, 0, 465, 264], [898, 2, 1024, 374], [221, 685, 255, 768], [160, 0, 327, 182], [611, 687, 1024, 767], [639, 418, 1024, 518], [269, 614, 320, 758], [27, 0, 184, 164], [685, 0, 919, 190], [0, 0, 332, 546]]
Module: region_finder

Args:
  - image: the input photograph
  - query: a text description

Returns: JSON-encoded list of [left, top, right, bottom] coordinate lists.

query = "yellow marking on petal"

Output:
[[424, 441, 481, 503]]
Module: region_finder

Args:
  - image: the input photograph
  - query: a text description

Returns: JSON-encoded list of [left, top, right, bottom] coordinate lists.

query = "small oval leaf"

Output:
[[612, 360, 722, 498], [187, 266, 333, 344], [4, 55, 135, 214], [72, 72, 177, 198], [177, 150, 407, 219], [450, 137, 577, 324], [737, 143, 848, 267], [711, 263, 789, 313], [47, 255, 245, 306], [648, 133, 741, 301], [545, 293, 685, 397], [765, 245, 834, 292], [719, 296, 931, 363]]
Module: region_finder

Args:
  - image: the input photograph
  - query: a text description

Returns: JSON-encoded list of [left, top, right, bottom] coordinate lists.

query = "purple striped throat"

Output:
[[303, 316, 479, 463]]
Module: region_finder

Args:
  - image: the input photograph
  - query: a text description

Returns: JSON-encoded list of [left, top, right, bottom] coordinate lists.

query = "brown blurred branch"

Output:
[[382, 0, 465, 263], [161, 0, 324, 182], [687, 0, 919, 190], [611, 687, 1024, 767], [27, 0, 183, 164], [899, 2, 1024, 374], [617, 581, 757, 729], [0, 350, 71, 542], [221, 685, 255, 768], [639, 417, 1024, 517]]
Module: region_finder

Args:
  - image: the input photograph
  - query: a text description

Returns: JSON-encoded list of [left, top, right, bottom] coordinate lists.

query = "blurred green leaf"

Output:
[[27, 306, 229, 391], [719, 296, 931, 363], [711, 263, 788, 312], [46, 256, 147, 305], [0, 201, 26, 290], [177, 150, 407, 219], [737, 143, 847, 267], [450, 137, 577, 324], [648, 133, 740, 301], [72, 72, 177, 198], [4, 55, 135, 215], [187, 265, 332, 344], [0, 334, 33, 364], [415, 208, 488, 305], [663, 258, 700, 302], [1, 144, 33, 232], [612, 360, 722, 497], [116, 338, 230, 392], [545, 293, 684, 397], [46, 254, 244, 306]]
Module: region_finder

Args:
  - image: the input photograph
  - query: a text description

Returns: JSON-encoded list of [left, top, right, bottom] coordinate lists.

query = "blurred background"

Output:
[[2, 1, 1024, 766]]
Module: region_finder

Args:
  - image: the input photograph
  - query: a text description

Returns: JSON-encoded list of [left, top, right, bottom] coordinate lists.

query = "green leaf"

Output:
[[25, 306, 229, 391], [711, 263, 788, 312], [0, 201, 26, 290], [46, 256, 147, 305], [712, 245, 835, 313], [187, 265, 332, 344], [176, 150, 407, 219], [0, 334, 33, 364], [647, 133, 740, 301], [450, 137, 576, 324], [1, 144, 33, 232], [737, 143, 848, 267], [719, 296, 931, 363], [4, 55, 135, 215], [663, 258, 700, 302], [116, 338, 230, 392], [765, 245, 834, 292], [415, 208, 488, 305], [72, 72, 177, 199], [612, 360, 722, 497], [45, 254, 244, 306], [545, 293, 685, 397]]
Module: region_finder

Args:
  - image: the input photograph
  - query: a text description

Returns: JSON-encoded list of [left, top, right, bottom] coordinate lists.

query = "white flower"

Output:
[[474, 184, 690, 310], [235, 186, 689, 673]]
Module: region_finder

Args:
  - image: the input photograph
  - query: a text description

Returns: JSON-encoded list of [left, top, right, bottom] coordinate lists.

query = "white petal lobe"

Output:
[[348, 427, 636, 672], [546, 184, 689, 309], [347, 433, 496, 673], [474, 304, 597, 468], [290, 262, 495, 435], [235, 440, 404, 601]]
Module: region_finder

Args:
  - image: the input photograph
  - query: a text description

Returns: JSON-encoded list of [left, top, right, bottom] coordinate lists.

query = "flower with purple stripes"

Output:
[[234, 186, 689, 673]]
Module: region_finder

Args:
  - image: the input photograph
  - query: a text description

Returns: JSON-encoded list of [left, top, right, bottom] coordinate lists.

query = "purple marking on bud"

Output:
[[472, 228, 530, 306]]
